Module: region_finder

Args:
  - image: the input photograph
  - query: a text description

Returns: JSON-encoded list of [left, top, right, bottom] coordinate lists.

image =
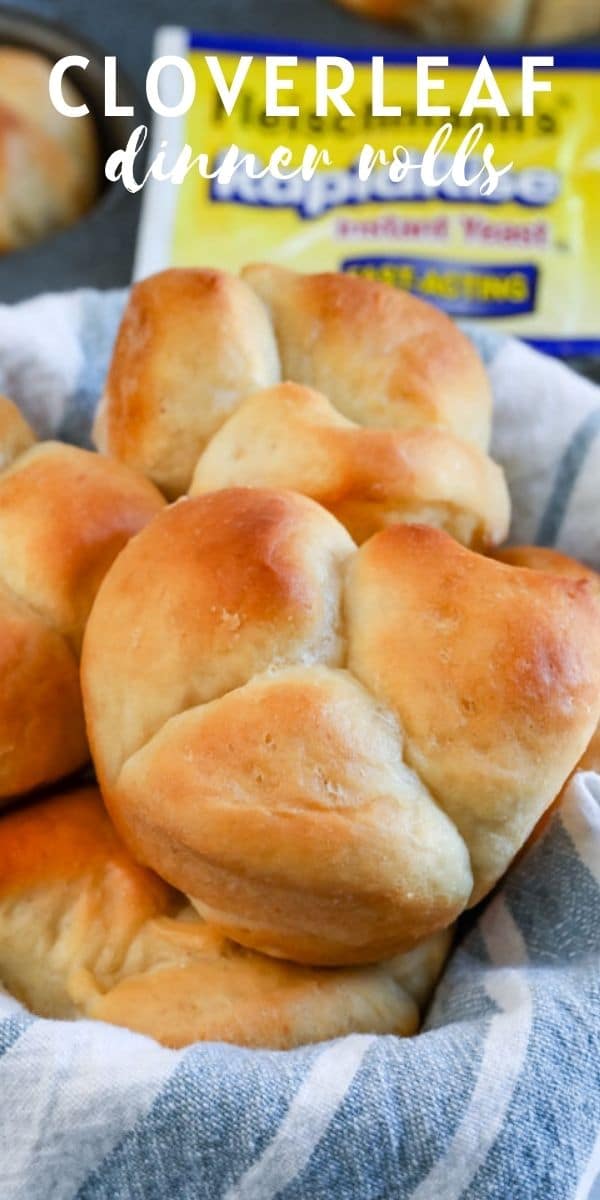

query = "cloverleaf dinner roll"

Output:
[[190, 381, 510, 548], [82, 488, 600, 966], [0, 786, 451, 1048], [95, 264, 509, 548], [493, 545, 600, 595], [241, 264, 491, 449], [0, 426, 164, 800]]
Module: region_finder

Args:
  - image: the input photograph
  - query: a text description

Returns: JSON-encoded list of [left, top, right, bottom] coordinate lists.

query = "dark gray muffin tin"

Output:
[[0, 4, 142, 301]]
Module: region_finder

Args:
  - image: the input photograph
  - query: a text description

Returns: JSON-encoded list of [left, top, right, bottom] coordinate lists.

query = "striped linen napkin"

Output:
[[0, 287, 598, 1200]]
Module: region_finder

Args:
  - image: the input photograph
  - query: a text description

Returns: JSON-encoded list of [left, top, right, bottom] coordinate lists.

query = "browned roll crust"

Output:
[[0, 49, 98, 253], [82, 489, 600, 965], [494, 544, 600, 775], [242, 264, 491, 451], [0, 439, 164, 800], [580, 726, 600, 774], [493, 545, 600, 597], [348, 527, 600, 905], [191, 381, 510, 548], [94, 269, 281, 498], [97, 264, 506, 548], [0, 583, 85, 799], [0, 785, 450, 1048]]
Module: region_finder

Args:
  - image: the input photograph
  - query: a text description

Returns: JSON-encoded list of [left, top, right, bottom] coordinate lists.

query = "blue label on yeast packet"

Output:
[[341, 257, 539, 318]]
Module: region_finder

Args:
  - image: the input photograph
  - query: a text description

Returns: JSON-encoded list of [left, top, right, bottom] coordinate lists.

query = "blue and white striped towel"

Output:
[[0, 288, 598, 1200]]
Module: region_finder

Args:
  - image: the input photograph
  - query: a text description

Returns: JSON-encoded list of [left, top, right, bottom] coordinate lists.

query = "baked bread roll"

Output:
[[93, 268, 281, 499], [494, 544, 600, 774], [0, 48, 98, 253], [82, 488, 600, 966], [241, 265, 491, 450], [190, 380, 510, 548], [333, 0, 600, 41], [0, 786, 451, 1048], [96, 264, 506, 548], [0, 434, 163, 800]]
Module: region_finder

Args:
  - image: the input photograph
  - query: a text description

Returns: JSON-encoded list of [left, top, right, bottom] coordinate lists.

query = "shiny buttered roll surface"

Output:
[[0, 786, 450, 1048], [0, 418, 164, 800], [95, 264, 509, 548], [82, 489, 600, 966]]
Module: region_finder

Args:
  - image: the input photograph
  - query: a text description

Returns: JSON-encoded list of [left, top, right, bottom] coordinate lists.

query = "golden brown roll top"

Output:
[[347, 526, 600, 904], [0, 584, 86, 800], [494, 544, 600, 774], [95, 264, 508, 549], [241, 264, 492, 450], [84, 485, 354, 789], [0, 786, 450, 1048], [82, 489, 600, 966], [0, 442, 166, 653], [191, 381, 510, 548], [0, 439, 164, 800], [94, 268, 281, 498]]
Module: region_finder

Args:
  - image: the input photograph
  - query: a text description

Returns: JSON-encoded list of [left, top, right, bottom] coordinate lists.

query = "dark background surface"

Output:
[[18, 0, 404, 89], [0, 0, 405, 300]]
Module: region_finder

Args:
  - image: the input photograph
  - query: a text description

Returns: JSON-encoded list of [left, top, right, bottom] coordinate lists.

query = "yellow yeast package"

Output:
[[134, 32, 600, 358]]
